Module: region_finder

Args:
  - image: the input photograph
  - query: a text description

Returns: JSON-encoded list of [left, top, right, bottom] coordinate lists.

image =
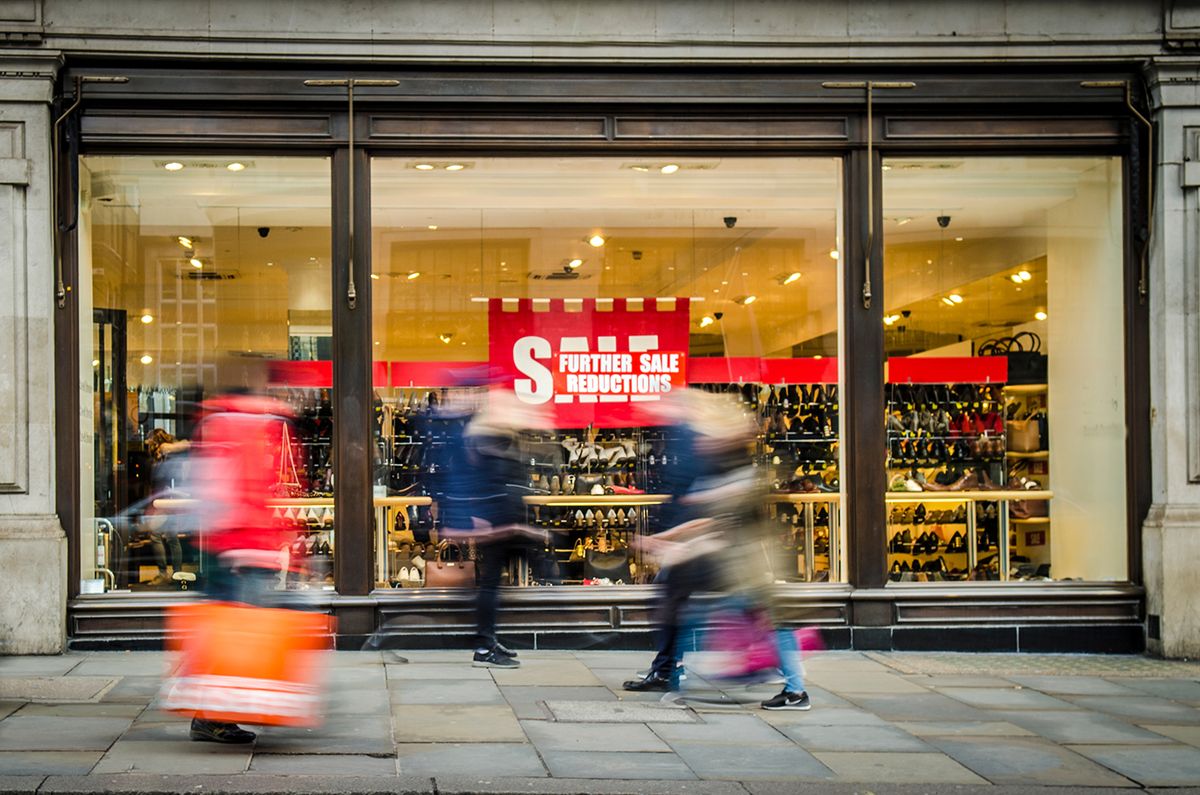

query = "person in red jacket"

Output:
[[186, 389, 296, 743]]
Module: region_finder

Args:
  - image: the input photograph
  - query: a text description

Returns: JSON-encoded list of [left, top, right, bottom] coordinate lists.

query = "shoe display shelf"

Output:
[[765, 493, 841, 583], [1003, 383, 1052, 580]]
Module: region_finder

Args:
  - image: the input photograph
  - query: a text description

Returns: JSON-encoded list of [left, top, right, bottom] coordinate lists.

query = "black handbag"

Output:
[[574, 474, 607, 495], [584, 549, 631, 581], [979, 332, 1047, 386]]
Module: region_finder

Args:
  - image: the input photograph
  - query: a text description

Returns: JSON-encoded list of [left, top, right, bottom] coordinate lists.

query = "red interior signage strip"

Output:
[[687, 357, 838, 384], [887, 356, 1008, 384]]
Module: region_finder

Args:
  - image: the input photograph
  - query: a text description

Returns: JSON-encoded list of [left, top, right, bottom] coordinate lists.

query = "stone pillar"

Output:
[[1145, 64, 1200, 658], [0, 54, 66, 654]]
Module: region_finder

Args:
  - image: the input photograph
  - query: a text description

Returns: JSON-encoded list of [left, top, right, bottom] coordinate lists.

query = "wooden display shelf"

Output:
[[1004, 384, 1048, 395], [523, 494, 670, 507], [766, 492, 842, 504], [153, 496, 432, 511], [1011, 516, 1052, 524], [886, 489, 1053, 503], [1006, 450, 1049, 460]]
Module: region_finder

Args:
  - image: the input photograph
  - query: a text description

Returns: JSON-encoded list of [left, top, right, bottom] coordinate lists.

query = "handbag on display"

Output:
[[392, 513, 415, 544], [424, 540, 476, 588], [574, 474, 607, 495], [584, 549, 631, 581], [1006, 419, 1041, 452], [978, 331, 1047, 386]]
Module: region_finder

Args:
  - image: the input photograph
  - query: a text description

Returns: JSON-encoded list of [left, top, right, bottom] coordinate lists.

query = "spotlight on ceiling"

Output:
[[699, 315, 714, 328], [438, 332, 454, 344], [567, 259, 583, 269], [734, 295, 757, 306], [177, 236, 193, 248], [588, 234, 606, 248], [782, 272, 801, 285], [1035, 310, 1048, 321]]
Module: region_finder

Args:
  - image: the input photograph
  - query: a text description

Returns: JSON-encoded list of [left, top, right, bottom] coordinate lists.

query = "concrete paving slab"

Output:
[[1066, 695, 1200, 723], [39, 773, 435, 794], [991, 709, 1176, 744], [648, 713, 792, 745], [1067, 744, 1200, 787], [119, 717, 191, 742], [0, 701, 21, 720], [0, 656, 86, 677], [396, 743, 547, 777], [544, 699, 699, 724], [779, 723, 932, 753], [389, 679, 504, 706], [902, 674, 1017, 688], [759, 706, 889, 727], [938, 687, 1080, 710], [68, 654, 169, 678], [671, 740, 835, 781], [1008, 676, 1142, 696], [803, 653, 891, 673], [248, 753, 398, 776], [254, 716, 395, 755], [393, 704, 525, 743], [811, 751, 987, 785], [323, 685, 393, 717], [93, 739, 252, 774], [13, 702, 144, 718], [840, 693, 990, 721], [928, 735, 1138, 787], [573, 651, 654, 669], [894, 720, 1036, 737], [522, 720, 670, 752], [0, 715, 132, 751], [98, 676, 161, 704], [0, 751, 101, 775], [539, 750, 696, 780], [385, 663, 492, 681], [325, 666, 388, 689], [500, 686, 616, 720], [1111, 678, 1200, 703], [491, 659, 603, 687], [436, 777, 745, 795], [1141, 724, 1200, 747], [0, 677, 116, 703], [0, 775, 43, 794], [808, 672, 930, 695]]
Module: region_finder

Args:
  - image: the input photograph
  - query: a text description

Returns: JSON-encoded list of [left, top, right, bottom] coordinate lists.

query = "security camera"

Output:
[[723, 216, 737, 229], [713, 312, 723, 321], [901, 310, 912, 318], [257, 227, 270, 238], [936, 216, 951, 229], [632, 250, 643, 261]]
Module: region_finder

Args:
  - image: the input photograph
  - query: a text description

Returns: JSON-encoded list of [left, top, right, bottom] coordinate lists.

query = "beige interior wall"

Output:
[[77, 165, 96, 584], [1046, 158, 1127, 580]]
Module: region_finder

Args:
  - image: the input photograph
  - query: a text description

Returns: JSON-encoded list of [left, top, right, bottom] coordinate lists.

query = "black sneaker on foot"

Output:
[[190, 717, 256, 743], [493, 641, 519, 659], [761, 689, 811, 711], [473, 647, 521, 668]]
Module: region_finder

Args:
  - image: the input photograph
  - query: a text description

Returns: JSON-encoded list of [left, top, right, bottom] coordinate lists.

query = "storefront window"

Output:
[[78, 156, 333, 594], [370, 157, 843, 589], [882, 157, 1126, 583]]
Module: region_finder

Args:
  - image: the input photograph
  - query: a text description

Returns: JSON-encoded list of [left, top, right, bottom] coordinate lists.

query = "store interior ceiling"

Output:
[[82, 155, 1105, 366]]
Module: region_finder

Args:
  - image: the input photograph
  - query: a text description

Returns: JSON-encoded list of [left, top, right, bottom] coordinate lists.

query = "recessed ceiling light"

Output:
[[407, 272, 420, 280], [267, 261, 274, 267], [829, 250, 840, 260], [720, 280, 729, 285], [163, 162, 184, 171], [414, 163, 435, 171], [445, 164, 465, 171], [949, 293, 963, 304], [226, 162, 245, 172], [177, 236, 193, 248], [926, 259, 933, 265], [140, 354, 153, 364], [814, 355, 823, 360], [883, 314, 900, 326], [712, 289, 719, 293], [1010, 274, 1023, 284], [568, 259, 583, 269], [896, 217, 912, 226], [140, 313, 153, 324], [588, 234, 606, 248], [955, 236, 964, 242], [427, 224, 438, 230], [438, 332, 454, 344], [699, 315, 714, 328], [374, 341, 380, 346], [783, 272, 801, 285], [942, 296, 956, 306], [660, 164, 680, 174], [735, 295, 757, 306], [1035, 310, 1048, 321], [370, 273, 380, 280], [882, 164, 892, 171], [631, 165, 650, 172], [1018, 270, 1032, 282], [91, 359, 100, 368], [190, 258, 203, 268]]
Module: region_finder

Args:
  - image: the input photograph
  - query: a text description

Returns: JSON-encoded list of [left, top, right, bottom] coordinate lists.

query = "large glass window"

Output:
[[882, 157, 1126, 583], [78, 156, 333, 594], [370, 157, 843, 589]]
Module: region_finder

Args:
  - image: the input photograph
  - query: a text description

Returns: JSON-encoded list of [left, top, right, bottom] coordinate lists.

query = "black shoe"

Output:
[[761, 689, 811, 711], [622, 672, 670, 691], [189, 718, 256, 744], [492, 641, 519, 659], [473, 647, 521, 668]]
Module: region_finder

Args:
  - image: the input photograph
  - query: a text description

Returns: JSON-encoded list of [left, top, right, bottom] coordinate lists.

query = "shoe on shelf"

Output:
[[623, 672, 670, 691], [761, 689, 811, 711], [189, 718, 256, 744], [472, 646, 521, 668], [492, 641, 519, 659]]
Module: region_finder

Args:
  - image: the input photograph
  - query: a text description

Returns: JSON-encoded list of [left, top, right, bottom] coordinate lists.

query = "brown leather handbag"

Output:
[[424, 540, 476, 588], [1006, 419, 1041, 452]]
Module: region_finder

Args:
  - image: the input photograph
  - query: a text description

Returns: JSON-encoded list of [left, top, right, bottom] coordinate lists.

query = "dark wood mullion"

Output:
[[842, 128, 887, 594], [331, 146, 374, 596], [1124, 118, 1152, 587], [55, 224, 81, 599]]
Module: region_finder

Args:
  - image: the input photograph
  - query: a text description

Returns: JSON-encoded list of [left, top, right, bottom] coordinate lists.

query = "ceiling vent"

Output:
[[534, 270, 593, 281], [184, 270, 239, 281]]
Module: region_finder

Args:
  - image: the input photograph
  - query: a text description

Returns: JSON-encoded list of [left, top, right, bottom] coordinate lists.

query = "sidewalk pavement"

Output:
[[0, 649, 1199, 794]]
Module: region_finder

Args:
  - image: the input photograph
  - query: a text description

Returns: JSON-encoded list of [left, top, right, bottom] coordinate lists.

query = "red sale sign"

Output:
[[488, 297, 690, 428]]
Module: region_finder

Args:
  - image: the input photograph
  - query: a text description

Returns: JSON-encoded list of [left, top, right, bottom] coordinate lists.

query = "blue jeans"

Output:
[[774, 628, 805, 694]]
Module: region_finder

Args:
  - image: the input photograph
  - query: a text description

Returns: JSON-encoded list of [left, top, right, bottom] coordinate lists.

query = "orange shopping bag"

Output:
[[159, 602, 334, 727]]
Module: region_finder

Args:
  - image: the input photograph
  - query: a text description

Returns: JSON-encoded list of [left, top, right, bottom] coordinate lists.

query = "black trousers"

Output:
[[474, 542, 505, 650], [647, 556, 715, 678]]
